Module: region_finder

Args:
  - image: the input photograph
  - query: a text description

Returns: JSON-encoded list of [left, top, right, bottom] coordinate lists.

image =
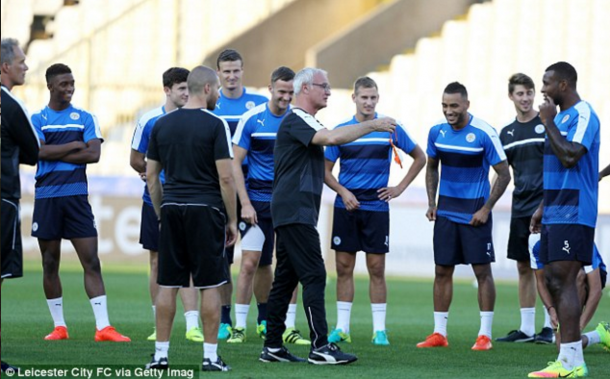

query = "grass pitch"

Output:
[[1, 261, 608, 378]]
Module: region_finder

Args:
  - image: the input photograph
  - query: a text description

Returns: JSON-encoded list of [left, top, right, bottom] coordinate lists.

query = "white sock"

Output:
[[583, 330, 600, 347], [478, 311, 494, 338], [204, 343, 218, 361], [47, 297, 67, 328], [371, 303, 387, 332], [543, 307, 552, 328], [285, 303, 297, 329], [336, 301, 352, 333], [184, 310, 199, 331], [154, 341, 169, 360], [234, 304, 249, 329], [519, 307, 536, 336], [558, 340, 583, 369], [90, 295, 110, 330], [433, 312, 449, 337]]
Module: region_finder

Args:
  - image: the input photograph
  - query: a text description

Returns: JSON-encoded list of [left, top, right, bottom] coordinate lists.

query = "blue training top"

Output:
[[31, 104, 103, 199]]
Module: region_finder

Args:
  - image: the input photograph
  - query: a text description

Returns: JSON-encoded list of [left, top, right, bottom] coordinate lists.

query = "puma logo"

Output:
[[562, 240, 571, 254], [94, 302, 102, 306], [257, 119, 265, 127], [439, 130, 447, 138], [507, 129, 514, 137]]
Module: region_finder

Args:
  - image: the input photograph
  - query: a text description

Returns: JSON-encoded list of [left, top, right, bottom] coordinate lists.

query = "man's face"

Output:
[[442, 92, 469, 127], [49, 73, 75, 105], [509, 84, 535, 114], [269, 79, 294, 113], [3, 45, 28, 87], [309, 72, 331, 110], [353, 86, 378, 119], [165, 81, 189, 108], [217, 60, 243, 91], [207, 78, 221, 110], [541, 70, 562, 104]]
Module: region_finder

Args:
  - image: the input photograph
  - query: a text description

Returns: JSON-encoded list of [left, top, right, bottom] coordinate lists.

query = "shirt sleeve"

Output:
[[291, 112, 324, 147], [395, 122, 417, 154], [568, 103, 599, 151], [233, 115, 253, 150], [83, 112, 104, 143], [426, 126, 439, 158], [483, 128, 506, 166]]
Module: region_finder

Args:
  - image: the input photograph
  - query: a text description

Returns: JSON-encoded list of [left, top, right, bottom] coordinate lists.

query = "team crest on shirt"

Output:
[[32, 222, 39, 232], [333, 236, 341, 245], [535, 124, 545, 134], [246, 101, 255, 110], [561, 115, 570, 124], [70, 112, 80, 120], [239, 222, 247, 231], [466, 133, 476, 143]]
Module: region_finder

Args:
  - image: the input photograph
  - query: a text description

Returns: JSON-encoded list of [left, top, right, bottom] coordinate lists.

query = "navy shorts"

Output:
[[540, 224, 594, 265], [158, 203, 229, 288], [1, 199, 23, 279], [433, 216, 495, 265], [331, 207, 389, 254], [32, 196, 97, 240], [140, 202, 160, 251], [238, 201, 274, 266], [507, 216, 532, 262]]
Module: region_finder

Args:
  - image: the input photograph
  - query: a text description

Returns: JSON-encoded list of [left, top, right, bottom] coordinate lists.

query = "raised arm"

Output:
[[539, 98, 587, 169], [312, 117, 396, 146]]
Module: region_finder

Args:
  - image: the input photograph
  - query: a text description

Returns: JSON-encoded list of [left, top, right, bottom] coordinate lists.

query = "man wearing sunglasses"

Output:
[[324, 76, 425, 346]]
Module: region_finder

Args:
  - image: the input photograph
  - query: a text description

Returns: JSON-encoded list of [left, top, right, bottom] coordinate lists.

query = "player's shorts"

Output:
[[507, 216, 532, 261], [140, 202, 160, 251], [1, 198, 23, 279], [32, 196, 98, 240], [158, 203, 229, 288], [433, 215, 495, 266], [330, 207, 389, 254], [539, 224, 594, 265], [238, 201, 274, 266]]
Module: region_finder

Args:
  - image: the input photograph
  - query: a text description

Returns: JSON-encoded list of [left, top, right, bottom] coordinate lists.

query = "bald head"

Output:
[[187, 65, 218, 95]]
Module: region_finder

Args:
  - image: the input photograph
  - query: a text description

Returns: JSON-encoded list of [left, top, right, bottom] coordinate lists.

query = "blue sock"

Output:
[[257, 303, 268, 324], [221, 305, 232, 325]]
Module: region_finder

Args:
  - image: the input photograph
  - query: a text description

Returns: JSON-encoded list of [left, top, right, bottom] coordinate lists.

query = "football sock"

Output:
[[285, 303, 297, 329], [47, 297, 67, 327], [154, 341, 169, 360], [558, 340, 583, 369], [204, 343, 218, 362], [336, 302, 352, 333], [478, 311, 494, 338], [221, 305, 232, 325], [583, 330, 600, 347], [90, 295, 110, 330], [257, 302, 267, 324], [543, 307, 552, 328], [184, 311, 199, 331], [433, 312, 449, 337], [371, 303, 387, 332], [519, 307, 536, 336], [234, 304, 249, 329]]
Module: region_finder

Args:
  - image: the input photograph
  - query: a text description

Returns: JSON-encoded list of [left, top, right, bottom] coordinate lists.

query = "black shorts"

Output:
[[158, 203, 229, 288], [331, 207, 389, 254], [238, 201, 274, 266], [32, 196, 97, 240], [140, 202, 160, 251], [433, 216, 495, 266], [1, 199, 23, 279], [507, 216, 532, 262], [540, 224, 594, 265]]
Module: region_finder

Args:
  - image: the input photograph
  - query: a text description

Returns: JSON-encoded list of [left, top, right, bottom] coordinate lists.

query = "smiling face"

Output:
[[269, 79, 294, 115], [48, 73, 75, 107], [509, 84, 535, 115], [217, 60, 243, 92], [165, 81, 189, 109], [353, 85, 378, 121], [442, 92, 470, 128]]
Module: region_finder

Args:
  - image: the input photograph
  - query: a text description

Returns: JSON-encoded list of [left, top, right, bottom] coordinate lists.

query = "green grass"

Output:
[[1, 261, 608, 378]]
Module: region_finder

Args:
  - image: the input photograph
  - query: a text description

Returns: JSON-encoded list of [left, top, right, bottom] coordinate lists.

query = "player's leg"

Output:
[[282, 286, 310, 345], [252, 217, 275, 339], [39, 239, 69, 340], [140, 202, 161, 340], [218, 257, 233, 339], [367, 253, 388, 345], [179, 278, 202, 342]]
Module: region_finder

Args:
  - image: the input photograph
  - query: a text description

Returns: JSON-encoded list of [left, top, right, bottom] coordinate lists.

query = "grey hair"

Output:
[[1, 38, 20, 66], [293, 67, 327, 95]]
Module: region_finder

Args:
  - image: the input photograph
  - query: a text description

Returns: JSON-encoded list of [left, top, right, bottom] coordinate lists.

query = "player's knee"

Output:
[[82, 255, 102, 274], [41, 254, 60, 274]]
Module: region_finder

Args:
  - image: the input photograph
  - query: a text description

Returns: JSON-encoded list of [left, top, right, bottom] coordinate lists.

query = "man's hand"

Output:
[[372, 117, 397, 133], [340, 189, 360, 211], [530, 206, 543, 234], [241, 203, 258, 225], [470, 206, 491, 227], [378, 186, 402, 203], [225, 222, 238, 247], [539, 96, 557, 126], [426, 205, 437, 222]]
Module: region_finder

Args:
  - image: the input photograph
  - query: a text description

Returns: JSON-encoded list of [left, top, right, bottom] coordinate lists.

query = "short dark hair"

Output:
[[45, 63, 72, 84], [216, 49, 243, 69], [271, 66, 295, 84], [508, 73, 535, 94], [353, 76, 378, 93], [545, 61, 577, 88], [444, 81, 468, 99], [162, 67, 190, 88]]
